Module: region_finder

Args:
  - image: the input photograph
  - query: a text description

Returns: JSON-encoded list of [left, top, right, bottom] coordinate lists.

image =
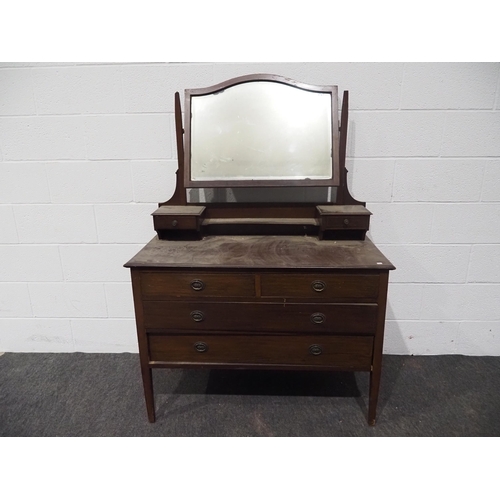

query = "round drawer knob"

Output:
[[194, 341, 208, 353], [190, 310, 205, 322], [190, 279, 205, 291], [309, 344, 323, 356], [311, 312, 326, 324], [171, 219, 178, 227], [343, 218, 349, 226], [311, 280, 326, 292]]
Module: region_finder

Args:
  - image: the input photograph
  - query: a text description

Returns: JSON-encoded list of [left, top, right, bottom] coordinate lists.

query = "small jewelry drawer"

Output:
[[155, 215, 198, 230], [141, 272, 256, 299], [260, 273, 380, 300], [321, 215, 370, 230], [148, 334, 374, 370], [152, 205, 206, 233]]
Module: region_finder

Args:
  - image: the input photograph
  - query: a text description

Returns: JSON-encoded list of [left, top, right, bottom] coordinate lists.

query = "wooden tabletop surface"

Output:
[[124, 235, 395, 270]]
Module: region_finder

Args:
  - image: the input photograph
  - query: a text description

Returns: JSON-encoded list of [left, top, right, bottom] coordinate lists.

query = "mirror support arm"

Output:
[[162, 91, 187, 206], [337, 90, 365, 206]]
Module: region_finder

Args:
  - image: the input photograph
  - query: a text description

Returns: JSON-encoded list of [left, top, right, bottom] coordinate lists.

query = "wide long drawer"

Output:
[[260, 273, 379, 300], [143, 301, 378, 334], [148, 334, 373, 369]]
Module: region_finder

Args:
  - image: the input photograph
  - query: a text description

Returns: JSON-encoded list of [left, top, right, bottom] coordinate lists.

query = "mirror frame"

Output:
[[183, 74, 340, 188]]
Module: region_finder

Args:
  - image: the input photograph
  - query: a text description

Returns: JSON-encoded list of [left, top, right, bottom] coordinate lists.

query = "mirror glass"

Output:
[[187, 187, 336, 204], [190, 81, 333, 182]]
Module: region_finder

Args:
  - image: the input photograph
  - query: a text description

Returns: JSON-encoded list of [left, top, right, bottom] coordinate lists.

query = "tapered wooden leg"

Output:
[[131, 269, 156, 423], [141, 365, 156, 423], [368, 270, 389, 426], [368, 367, 381, 426]]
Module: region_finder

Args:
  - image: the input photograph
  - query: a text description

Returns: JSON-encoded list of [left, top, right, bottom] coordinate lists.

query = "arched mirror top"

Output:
[[184, 74, 340, 188]]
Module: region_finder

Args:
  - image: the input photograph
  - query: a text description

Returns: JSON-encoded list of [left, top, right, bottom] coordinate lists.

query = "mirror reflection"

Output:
[[190, 81, 333, 182], [187, 187, 336, 204]]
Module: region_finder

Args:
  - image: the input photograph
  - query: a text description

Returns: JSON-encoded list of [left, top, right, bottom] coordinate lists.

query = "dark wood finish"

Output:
[[148, 334, 373, 369], [125, 236, 394, 271], [317, 205, 371, 240], [162, 92, 187, 206], [130, 269, 155, 423], [260, 273, 380, 300], [337, 91, 364, 206], [142, 301, 378, 334], [125, 75, 395, 426], [369, 270, 390, 426], [126, 237, 394, 424], [140, 271, 255, 299], [152, 206, 206, 239]]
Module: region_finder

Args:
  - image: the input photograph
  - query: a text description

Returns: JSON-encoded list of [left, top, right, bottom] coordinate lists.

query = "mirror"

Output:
[[187, 187, 336, 204], [184, 76, 339, 188]]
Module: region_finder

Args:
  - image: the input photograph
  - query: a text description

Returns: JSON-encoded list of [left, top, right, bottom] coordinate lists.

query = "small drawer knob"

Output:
[[190, 310, 205, 322], [309, 344, 323, 356], [190, 279, 205, 291], [311, 280, 326, 292], [343, 218, 349, 226], [194, 341, 208, 353], [311, 312, 326, 324], [171, 219, 178, 227]]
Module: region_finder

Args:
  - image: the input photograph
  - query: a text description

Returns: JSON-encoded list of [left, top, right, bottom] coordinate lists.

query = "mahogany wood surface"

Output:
[[125, 236, 395, 271], [142, 300, 378, 334], [141, 271, 256, 299], [126, 75, 395, 426], [127, 236, 394, 425], [260, 273, 380, 300], [148, 334, 373, 369]]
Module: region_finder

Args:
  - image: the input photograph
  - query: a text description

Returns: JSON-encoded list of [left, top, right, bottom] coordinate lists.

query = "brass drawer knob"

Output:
[[190, 310, 205, 322], [311, 312, 326, 324], [194, 341, 208, 353], [309, 344, 323, 356], [311, 280, 326, 292], [190, 279, 205, 291]]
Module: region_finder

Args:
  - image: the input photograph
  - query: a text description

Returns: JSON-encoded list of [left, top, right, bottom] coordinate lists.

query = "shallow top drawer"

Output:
[[141, 272, 255, 299], [260, 273, 379, 300]]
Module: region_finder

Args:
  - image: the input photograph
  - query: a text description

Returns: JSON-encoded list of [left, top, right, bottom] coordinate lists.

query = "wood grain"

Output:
[[260, 273, 379, 299], [143, 301, 378, 334], [148, 334, 373, 369], [141, 271, 255, 299], [124, 236, 395, 270]]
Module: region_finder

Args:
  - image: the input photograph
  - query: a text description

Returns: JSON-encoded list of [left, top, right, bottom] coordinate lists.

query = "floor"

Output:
[[1, 353, 499, 436]]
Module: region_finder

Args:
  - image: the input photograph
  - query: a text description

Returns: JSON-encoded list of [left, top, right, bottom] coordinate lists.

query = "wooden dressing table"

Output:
[[125, 75, 395, 425]]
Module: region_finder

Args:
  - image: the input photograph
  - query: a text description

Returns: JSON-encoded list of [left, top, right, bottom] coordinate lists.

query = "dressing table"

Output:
[[125, 74, 395, 425]]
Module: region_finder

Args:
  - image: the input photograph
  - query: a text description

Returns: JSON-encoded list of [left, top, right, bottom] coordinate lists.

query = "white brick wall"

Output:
[[0, 62, 499, 355]]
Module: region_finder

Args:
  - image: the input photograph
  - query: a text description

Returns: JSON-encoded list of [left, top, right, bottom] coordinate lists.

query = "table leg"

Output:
[[368, 367, 381, 426], [141, 365, 156, 423]]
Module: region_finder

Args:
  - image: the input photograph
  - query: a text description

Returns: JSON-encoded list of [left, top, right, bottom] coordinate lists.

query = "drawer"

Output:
[[322, 215, 370, 230], [154, 215, 198, 230], [141, 272, 255, 299], [143, 301, 378, 334], [260, 273, 379, 300], [148, 334, 373, 370]]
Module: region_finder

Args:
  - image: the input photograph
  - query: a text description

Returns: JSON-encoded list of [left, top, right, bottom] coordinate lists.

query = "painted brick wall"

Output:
[[0, 62, 499, 354]]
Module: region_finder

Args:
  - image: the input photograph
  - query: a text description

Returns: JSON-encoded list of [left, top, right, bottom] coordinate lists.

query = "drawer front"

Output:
[[322, 215, 370, 230], [143, 301, 378, 334], [141, 272, 255, 299], [148, 334, 373, 370], [154, 215, 197, 230], [260, 273, 379, 300]]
